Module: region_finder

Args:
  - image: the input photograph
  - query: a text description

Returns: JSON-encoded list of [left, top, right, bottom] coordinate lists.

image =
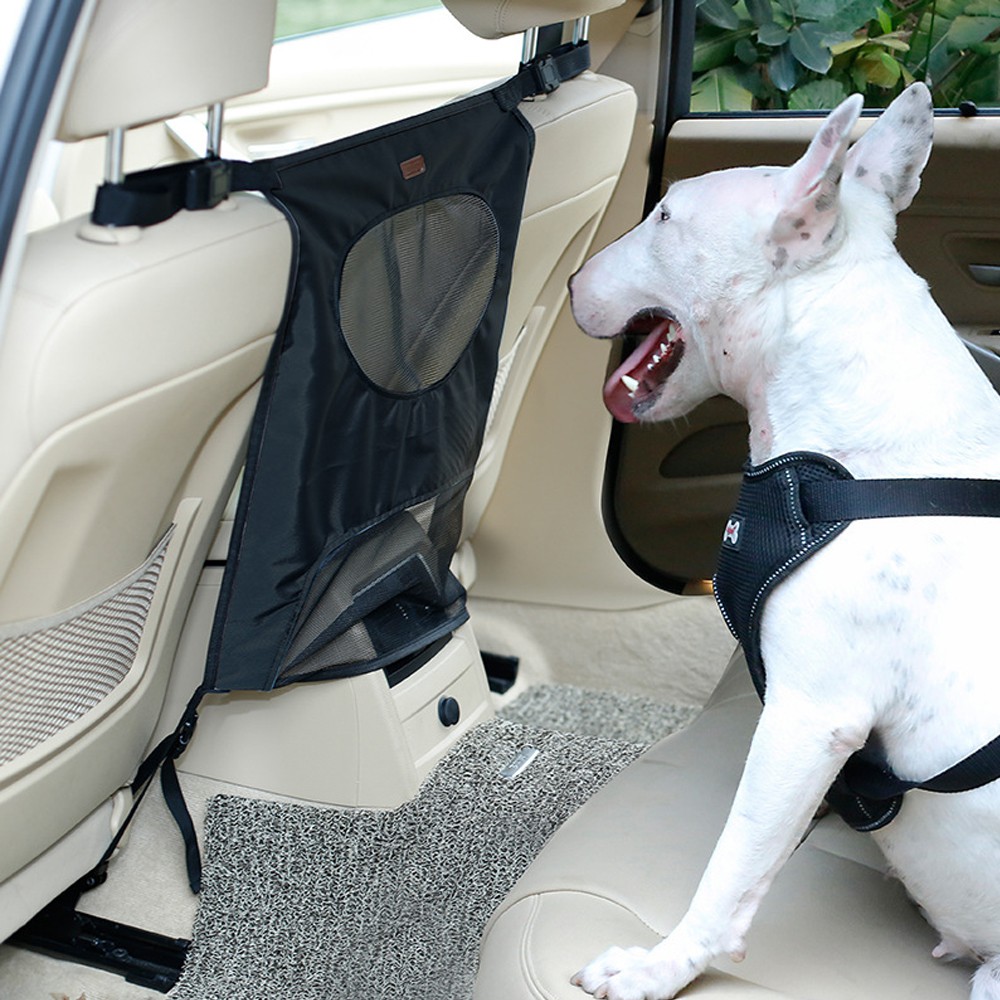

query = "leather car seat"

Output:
[[474, 653, 972, 998], [0, 0, 291, 938], [440, 0, 639, 585]]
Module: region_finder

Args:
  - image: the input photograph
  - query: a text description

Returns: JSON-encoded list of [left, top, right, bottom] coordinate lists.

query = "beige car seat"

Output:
[[0, 0, 291, 938], [474, 655, 972, 999], [440, 0, 639, 584]]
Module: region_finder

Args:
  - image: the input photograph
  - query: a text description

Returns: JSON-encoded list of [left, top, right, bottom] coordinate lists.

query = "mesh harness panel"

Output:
[[714, 451, 1000, 831]]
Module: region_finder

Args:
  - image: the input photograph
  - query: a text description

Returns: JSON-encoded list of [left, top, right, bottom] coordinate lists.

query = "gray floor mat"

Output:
[[500, 682, 700, 743], [172, 687, 695, 1000]]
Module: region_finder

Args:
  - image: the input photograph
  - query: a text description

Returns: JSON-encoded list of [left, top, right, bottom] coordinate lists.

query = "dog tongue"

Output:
[[603, 318, 681, 423]]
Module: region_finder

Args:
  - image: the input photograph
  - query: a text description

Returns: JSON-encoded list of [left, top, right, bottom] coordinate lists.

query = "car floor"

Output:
[[0, 596, 733, 999]]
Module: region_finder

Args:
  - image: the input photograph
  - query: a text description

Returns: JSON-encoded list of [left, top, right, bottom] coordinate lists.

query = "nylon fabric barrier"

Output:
[[204, 89, 535, 692]]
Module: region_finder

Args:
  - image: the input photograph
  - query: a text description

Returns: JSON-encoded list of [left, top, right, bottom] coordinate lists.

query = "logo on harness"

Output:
[[722, 517, 743, 549]]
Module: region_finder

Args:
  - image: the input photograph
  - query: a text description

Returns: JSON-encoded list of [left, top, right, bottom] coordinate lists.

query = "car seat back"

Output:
[[441, 0, 638, 577], [0, 0, 291, 937]]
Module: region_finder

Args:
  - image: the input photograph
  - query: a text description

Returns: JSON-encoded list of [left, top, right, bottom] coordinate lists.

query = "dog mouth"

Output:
[[603, 309, 684, 423]]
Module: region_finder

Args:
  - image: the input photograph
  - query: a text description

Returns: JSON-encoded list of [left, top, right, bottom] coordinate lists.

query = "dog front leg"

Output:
[[572, 693, 869, 1000]]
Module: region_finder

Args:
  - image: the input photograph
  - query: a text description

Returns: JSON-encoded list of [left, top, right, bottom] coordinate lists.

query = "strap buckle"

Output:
[[529, 53, 562, 94], [185, 158, 232, 212], [91, 157, 233, 228]]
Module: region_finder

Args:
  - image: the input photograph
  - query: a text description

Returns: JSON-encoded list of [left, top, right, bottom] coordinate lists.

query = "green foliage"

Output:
[[692, 0, 1000, 110]]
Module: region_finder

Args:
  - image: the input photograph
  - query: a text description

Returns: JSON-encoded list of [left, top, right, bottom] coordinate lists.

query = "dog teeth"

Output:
[[620, 374, 640, 394]]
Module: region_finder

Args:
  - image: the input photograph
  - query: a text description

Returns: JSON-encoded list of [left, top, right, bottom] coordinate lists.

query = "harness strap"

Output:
[[826, 731, 1000, 832], [802, 476, 1000, 521]]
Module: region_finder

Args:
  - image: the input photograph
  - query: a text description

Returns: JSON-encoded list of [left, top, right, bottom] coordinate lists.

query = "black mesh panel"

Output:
[[339, 195, 500, 394]]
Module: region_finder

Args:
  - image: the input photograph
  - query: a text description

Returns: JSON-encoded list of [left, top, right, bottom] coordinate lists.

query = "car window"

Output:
[[275, 0, 442, 39], [691, 0, 1000, 112]]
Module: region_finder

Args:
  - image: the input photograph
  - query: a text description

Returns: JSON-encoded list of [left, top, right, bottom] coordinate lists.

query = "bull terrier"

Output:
[[568, 82, 1000, 999]]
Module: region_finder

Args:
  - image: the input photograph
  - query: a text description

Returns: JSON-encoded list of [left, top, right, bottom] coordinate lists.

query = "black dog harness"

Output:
[[714, 452, 1000, 831]]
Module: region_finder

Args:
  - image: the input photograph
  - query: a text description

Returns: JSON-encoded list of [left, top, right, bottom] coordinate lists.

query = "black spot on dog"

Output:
[[800, 231, 812, 240], [820, 128, 835, 148], [880, 172, 897, 201], [855, 165, 868, 178], [772, 246, 788, 269], [793, 217, 807, 229], [815, 190, 835, 212]]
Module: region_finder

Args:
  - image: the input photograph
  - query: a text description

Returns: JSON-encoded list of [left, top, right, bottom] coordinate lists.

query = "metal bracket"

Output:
[[8, 900, 189, 993]]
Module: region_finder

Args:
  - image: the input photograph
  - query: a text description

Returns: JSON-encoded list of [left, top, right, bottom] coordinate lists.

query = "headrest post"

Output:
[[206, 102, 225, 158], [521, 26, 539, 64], [104, 127, 125, 185], [572, 15, 590, 44]]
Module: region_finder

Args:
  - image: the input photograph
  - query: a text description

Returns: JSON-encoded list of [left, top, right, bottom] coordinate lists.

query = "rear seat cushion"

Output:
[[474, 653, 972, 999]]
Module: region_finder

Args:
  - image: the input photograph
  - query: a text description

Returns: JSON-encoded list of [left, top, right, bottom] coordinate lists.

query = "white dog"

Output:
[[568, 83, 1000, 1000]]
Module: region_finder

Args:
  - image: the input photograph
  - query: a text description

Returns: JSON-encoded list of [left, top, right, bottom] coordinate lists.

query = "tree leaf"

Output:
[[820, 0, 881, 35], [829, 35, 868, 56], [967, 0, 1000, 15], [852, 48, 902, 87], [872, 34, 910, 52], [946, 15, 1000, 50], [949, 49, 1000, 100], [789, 22, 834, 73], [791, 0, 840, 18], [693, 25, 743, 73], [758, 21, 790, 45], [697, 0, 742, 30], [733, 61, 774, 98], [735, 36, 761, 63], [788, 77, 849, 108], [690, 65, 757, 111], [877, 6, 893, 33], [769, 43, 799, 90], [744, 0, 775, 27], [909, 3, 960, 85]]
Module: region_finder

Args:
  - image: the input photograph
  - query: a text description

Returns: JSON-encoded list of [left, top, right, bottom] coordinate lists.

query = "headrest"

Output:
[[58, 0, 276, 142], [442, 0, 625, 40]]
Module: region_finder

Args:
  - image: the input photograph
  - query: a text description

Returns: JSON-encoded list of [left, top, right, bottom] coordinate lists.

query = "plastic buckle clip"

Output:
[[185, 158, 232, 211], [530, 54, 561, 94]]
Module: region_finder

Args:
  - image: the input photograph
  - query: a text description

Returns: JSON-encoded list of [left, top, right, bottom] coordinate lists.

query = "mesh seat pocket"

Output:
[[0, 528, 173, 766]]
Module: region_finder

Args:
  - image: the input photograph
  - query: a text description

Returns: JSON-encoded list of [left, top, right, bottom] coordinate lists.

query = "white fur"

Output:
[[568, 83, 1000, 1000]]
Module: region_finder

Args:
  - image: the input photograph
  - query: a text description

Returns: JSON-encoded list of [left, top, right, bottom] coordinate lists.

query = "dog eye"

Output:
[[658, 207, 671, 222]]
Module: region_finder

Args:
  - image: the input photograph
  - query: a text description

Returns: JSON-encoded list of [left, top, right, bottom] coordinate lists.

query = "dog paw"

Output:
[[571, 946, 689, 1000]]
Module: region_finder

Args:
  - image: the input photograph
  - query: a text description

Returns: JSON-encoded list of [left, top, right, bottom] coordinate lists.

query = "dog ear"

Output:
[[771, 93, 863, 266], [844, 82, 933, 213]]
